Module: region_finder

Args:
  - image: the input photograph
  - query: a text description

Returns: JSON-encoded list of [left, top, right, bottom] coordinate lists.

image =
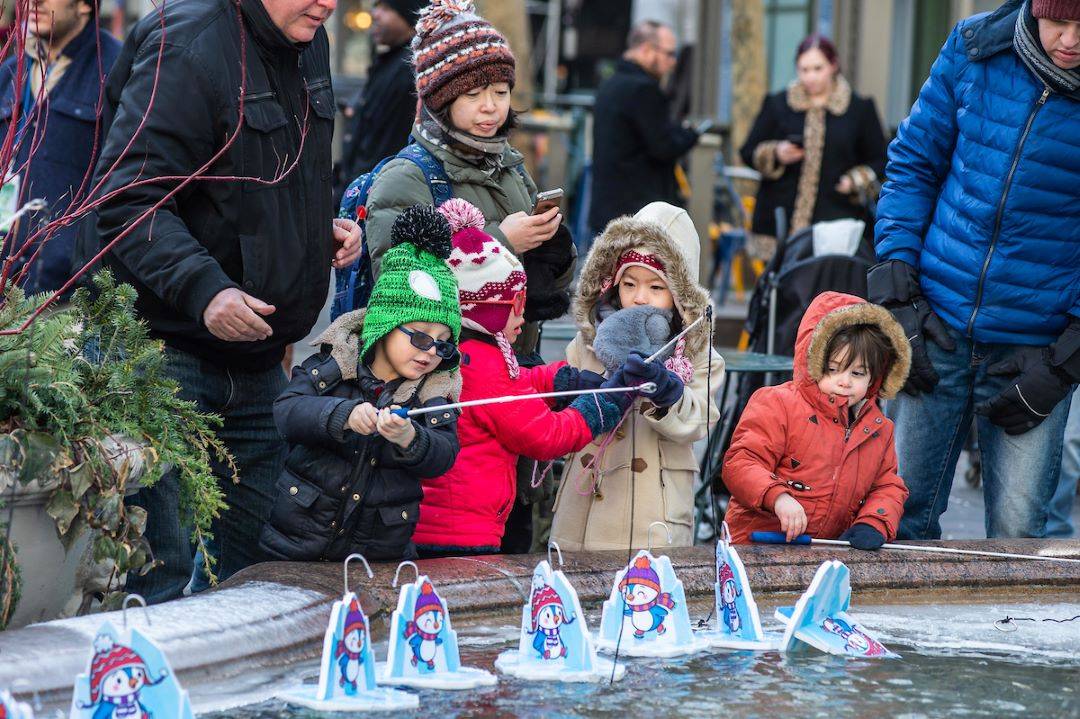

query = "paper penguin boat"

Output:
[[378, 562, 496, 690], [278, 555, 418, 711], [69, 610, 194, 719], [698, 523, 782, 651], [594, 530, 710, 658], [495, 544, 625, 682], [773, 559, 898, 658], [1, 689, 34, 719]]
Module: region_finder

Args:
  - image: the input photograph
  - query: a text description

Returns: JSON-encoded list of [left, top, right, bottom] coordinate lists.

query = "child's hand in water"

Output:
[[377, 406, 416, 448], [773, 493, 807, 542], [348, 402, 379, 435]]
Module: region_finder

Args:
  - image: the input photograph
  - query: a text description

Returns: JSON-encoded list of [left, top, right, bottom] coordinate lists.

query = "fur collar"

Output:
[[311, 309, 462, 402], [573, 217, 711, 359], [787, 74, 852, 115]]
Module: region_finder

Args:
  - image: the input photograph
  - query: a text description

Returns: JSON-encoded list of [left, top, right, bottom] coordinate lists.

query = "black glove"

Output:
[[867, 260, 956, 395], [552, 365, 606, 409], [839, 523, 886, 550], [622, 353, 684, 408], [523, 224, 574, 322], [974, 345, 1078, 436], [570, 373, 629, 436]]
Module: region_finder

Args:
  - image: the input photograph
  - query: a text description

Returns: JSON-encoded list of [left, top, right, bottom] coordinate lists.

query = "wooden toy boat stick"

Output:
[[750, 532, 1080, 564], [390, 382, 657, 418]]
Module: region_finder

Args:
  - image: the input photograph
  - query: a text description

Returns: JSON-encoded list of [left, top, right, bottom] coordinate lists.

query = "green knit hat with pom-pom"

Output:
[[360, 205, 462, 364]]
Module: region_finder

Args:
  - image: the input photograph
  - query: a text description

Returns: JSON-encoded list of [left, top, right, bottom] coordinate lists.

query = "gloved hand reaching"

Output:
[[867, 260, 956, 395], [569, 370, 632, 437], [975, 346, 1077, 436], [839, 523, 886, 550], [621, 353, 684, 408]]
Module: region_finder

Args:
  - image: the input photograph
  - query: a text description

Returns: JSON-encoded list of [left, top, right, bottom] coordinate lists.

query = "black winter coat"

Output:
[[589, 59, 699, 231], [260, 333, 460, 562], [337, 43, 417, 196], [90, 0, 335, 370], [739, 78, 886, 238], [0, 23, 120, 296]]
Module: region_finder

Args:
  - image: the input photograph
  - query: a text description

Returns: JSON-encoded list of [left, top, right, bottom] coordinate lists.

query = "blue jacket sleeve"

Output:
[[874, 23, 964, 270]]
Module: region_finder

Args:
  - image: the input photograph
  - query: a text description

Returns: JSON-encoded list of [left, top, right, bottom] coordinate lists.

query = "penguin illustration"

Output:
[[620, 556, 676, 639], [334, 598, 367, 695], [821, 617, 887, 657], [403, 582, 445, 670], [529, 584, 575, 660], [718, 561, 743, 634], [81, 634, 165, 719]]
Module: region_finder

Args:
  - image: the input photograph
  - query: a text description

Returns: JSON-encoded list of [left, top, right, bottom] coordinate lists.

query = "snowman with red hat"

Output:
[[334, 598, 367, 696], [403, 583, 445, 670], [81, 634, 165, 719], [529, 583, 575, 660]]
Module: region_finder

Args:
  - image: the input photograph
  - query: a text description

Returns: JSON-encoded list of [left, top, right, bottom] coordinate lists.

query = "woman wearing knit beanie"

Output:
[[411, 200, 628, 557], [364, 0, 575, 358]]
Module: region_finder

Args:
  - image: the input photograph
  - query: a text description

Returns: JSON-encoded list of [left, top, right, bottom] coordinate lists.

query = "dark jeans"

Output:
[[125, 347, 287, 604], [889, 327, 1072, 540]]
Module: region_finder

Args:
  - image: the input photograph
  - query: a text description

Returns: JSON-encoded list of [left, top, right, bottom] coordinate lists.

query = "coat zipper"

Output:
[[321, 443, 369, 558], [965, 85, 1050, 337]]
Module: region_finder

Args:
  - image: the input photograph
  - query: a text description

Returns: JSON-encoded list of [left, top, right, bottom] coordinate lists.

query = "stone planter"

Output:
[[2, 434, 150, 628]]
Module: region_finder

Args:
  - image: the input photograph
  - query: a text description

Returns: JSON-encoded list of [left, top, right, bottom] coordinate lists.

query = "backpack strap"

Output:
[[396, 142, 453, 207]]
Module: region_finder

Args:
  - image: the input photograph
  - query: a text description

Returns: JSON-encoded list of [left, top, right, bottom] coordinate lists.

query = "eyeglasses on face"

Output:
[[469, 289, 527, 317], [397, 326, 457, 359]]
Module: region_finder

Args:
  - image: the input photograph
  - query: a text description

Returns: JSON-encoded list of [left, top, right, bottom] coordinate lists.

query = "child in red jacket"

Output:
[[723, 292, 912, 549], [412, 200, 631, 556]]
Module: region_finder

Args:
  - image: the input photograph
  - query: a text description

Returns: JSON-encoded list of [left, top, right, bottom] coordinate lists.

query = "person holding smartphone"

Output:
[[739, 34, 887, 261]]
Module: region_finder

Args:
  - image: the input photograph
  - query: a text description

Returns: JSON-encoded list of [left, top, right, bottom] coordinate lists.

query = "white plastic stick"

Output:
[[811, 538, 1080, 564], [643, 315, 706, 364], [394, 382, 657, 418]]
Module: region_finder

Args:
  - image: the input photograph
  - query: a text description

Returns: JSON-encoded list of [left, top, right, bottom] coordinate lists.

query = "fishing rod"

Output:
[[390, 382, 657, 418], [643, 314, 706, 364], [751, 531, 1080, 564]]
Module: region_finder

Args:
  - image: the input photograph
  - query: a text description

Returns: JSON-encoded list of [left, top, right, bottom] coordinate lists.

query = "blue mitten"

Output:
[[553, 365, 606, 393], [838, 523, 886, 550], [570, 390, 627, 437], [622, 353, 684, 408]]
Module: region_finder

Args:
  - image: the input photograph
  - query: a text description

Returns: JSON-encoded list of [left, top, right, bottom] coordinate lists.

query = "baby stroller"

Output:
[[698, 212, 876, 538]]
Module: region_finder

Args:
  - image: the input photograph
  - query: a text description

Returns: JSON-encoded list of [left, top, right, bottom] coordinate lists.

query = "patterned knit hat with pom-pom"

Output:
[[360, 205, 462, 364], [411, 0, 516, 112]]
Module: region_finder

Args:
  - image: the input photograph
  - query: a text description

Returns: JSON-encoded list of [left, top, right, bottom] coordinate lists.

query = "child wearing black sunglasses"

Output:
[[412, 200, 632, 557], [260, 206, 464, 563]]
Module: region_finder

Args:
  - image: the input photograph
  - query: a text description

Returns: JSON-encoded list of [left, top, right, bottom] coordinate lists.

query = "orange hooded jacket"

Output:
[[723, 292, 912, 544]]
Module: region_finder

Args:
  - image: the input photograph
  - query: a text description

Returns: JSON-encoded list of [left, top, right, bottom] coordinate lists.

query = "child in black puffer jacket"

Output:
[[259, 206, 463, 562]]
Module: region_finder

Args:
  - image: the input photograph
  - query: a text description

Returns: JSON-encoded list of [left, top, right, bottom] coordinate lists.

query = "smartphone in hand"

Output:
[[533, 188, 563, 216]]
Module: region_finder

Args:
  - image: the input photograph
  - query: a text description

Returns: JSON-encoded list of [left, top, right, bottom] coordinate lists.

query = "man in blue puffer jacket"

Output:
[[870, 0, 1080, 539]]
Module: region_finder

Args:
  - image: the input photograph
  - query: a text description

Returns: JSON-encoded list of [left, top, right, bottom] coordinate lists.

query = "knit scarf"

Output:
[[404, 621, 440, 642], [1014, 1, 1080, 99], [416, 104, 510, 172]]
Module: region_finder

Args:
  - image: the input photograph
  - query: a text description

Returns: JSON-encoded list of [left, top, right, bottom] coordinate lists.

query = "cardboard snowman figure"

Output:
[[595, 551, 708, 658], [774, 559, 898, 658], [279, 593, 418, 711], [379, 575, 495, 690], [1, 690, 34, 719], [69, 621, 193, 719], [495, 558, 624, 682], [699, 524, 781, 650]]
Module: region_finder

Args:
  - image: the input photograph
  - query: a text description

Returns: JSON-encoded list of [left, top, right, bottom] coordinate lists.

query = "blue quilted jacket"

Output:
[[875, 1, 1080, 346]]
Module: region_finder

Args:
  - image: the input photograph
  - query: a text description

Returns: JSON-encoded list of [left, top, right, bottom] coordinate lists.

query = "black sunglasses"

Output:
[[397, 326, 457, 360]]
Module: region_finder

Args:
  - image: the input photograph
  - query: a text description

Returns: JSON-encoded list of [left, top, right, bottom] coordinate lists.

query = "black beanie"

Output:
[[381, 0, 428, 26]]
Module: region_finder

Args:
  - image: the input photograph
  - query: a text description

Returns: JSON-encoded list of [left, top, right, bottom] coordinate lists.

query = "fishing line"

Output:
[[609, 392, 637, 684], [994, 614, 1080, 632]]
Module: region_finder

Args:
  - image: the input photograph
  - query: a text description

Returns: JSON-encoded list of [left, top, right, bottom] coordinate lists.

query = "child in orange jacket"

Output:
[[723, 292, 912, 548]]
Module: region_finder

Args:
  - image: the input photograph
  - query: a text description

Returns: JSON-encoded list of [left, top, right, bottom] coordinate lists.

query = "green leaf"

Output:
[[59, 513, 87, 552], [127, 505, 148, 536], [67, 461, 93, 500], [45, 488, 79, 535], [16, 430, 63, 485]]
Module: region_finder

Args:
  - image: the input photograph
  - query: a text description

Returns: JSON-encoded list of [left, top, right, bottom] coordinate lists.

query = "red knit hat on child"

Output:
[[439, 199, 526, 377]]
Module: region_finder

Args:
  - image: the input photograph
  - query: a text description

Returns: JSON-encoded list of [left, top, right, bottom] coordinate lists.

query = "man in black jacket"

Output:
[[336, 0, 425, 199], [588, 20, 700, 236], [90, 0, 361, 603]]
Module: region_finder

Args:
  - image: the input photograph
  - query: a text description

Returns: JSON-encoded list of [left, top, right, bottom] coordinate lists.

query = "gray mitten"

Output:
[[592, 305, 673, 375]]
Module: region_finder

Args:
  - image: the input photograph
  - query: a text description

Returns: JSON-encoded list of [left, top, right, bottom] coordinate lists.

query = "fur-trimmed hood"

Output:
[[311, 309, 462, 402], [795, 292, 910, 400], [573, 204, 711, 359]]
